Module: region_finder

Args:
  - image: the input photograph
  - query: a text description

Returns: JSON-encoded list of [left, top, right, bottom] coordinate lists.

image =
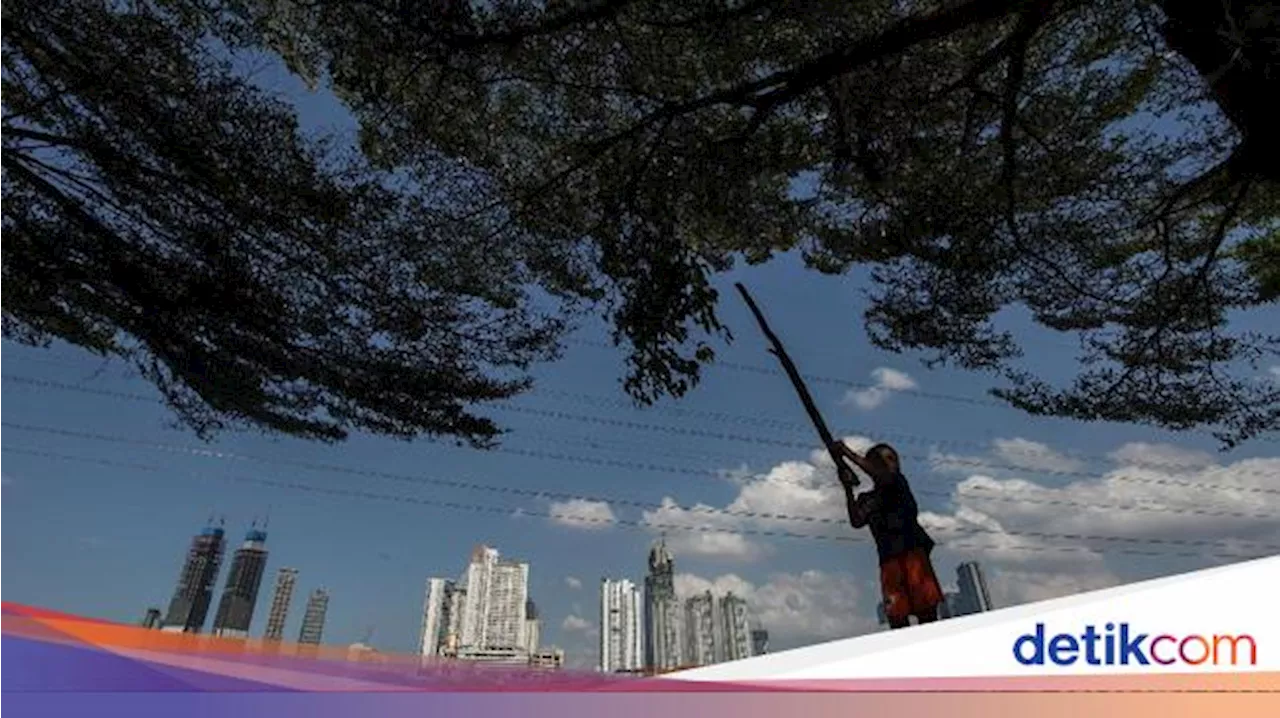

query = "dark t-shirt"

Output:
[[862, 472, 935, 565]]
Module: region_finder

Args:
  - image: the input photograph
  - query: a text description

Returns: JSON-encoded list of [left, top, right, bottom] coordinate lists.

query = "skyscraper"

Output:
[[684, 590, 719, 667], [456, 545, 529, 655], [719, 592, 753, 662], [954, 562, 993, 616], [298, 588, 330, 645], [212, 527, 269, 638], [643, 539, 683, 670], [263, 567, 298, 641], [524, 599, 541, 656], [599, 578, 643, 672], [162, 520, 226, 633], [419, 577, 459, 657], [750, 627, 769, 655]]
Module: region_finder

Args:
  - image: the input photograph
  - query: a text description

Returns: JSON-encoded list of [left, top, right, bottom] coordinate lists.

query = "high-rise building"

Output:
[[211, 527, 269, 638], [954, 562, 993, 616], [599, 578, 643, 672], [643, 539, 684, 670], [263, 567, 298, 641], [684, 590, 720, 667], [750, 627, 769, 655], [161, 520, 226, 633], [140, 608, 163, 629], [419, 577, 460, 657], [298, 589, 330, 645], [524, 599, 541, 656], [719, 593, 753, 662], [456, 545, 529, 655]]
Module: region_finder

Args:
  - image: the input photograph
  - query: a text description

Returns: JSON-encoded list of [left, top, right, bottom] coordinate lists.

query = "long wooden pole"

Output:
[[734, 283, 857, 486]]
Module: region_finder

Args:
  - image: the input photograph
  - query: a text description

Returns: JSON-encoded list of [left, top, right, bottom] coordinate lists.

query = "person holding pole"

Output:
[[831, 441, 944, 629], [733, 282, 942, 630]]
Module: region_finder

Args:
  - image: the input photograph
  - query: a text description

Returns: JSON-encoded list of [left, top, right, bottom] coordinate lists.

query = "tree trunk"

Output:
[[1159, 1, 1280, 181]]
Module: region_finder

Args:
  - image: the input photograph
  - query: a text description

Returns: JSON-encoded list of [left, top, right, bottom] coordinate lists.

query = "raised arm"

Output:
[[831, 441, 892, 483]]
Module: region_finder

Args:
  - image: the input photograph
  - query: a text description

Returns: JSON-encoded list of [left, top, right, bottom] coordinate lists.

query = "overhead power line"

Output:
[[0, 368, 1264, 476], [564, 338, 1280, 445], [6, 420, 1280, 519], [564, 338, 1007, 408], [5, 446, 1275, 562], [5, 375, 1279, 489], [7, 443, 1276, 546]]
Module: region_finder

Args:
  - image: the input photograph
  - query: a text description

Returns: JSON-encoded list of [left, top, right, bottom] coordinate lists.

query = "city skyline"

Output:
[[419, 544, 547, 665], [9, 257, 1271, 665]]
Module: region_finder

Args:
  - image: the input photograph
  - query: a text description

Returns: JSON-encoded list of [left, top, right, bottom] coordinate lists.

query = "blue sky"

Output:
[[3, 53, 1278, 669]]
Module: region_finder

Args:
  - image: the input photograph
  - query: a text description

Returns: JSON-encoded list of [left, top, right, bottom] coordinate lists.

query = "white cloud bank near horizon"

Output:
[[636, 435, 1280, 647]]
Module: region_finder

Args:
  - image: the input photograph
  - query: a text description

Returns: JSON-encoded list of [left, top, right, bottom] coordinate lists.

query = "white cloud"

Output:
[[561, 614, 593, 633], [991, 438, 1084, 473], [565, 576, 583, 590], [642, 497, 770, 561], [548, 499, 616, 529], [674, 571, 875, 649], [931, 437, 1085, 475], [1107, 442, 1215, 473], [842, 367, 918, 410], [657, 426, 1280, 625], [638, 435, 885, 562], [1269, 366, 1280, 383], [921, 442, 1280, 610]]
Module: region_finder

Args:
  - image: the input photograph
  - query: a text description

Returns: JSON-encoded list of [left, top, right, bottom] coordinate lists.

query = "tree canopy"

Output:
[[3, 0, 570, 444], [4, 0, 1278, 447]]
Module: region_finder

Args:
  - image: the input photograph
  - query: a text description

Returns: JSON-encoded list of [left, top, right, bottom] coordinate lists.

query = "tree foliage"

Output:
[[2, 0, 569, 444], [4, 0, 1278, 446], [238, 0, 1279, 446]]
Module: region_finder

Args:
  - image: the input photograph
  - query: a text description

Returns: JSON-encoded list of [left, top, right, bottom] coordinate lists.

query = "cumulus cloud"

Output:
[[991, 438, 1084, 473], [931, 437, 1086, 475], [1106, 442, 1215, 473], [565, 576, 583, 590], [653, 428, 1280, 618], [561, 614, 593, 633], [641, 497, 771, 561], [842, 368, 917, 410], [674, 570, 876, 649], [548, 499, 616, 529]]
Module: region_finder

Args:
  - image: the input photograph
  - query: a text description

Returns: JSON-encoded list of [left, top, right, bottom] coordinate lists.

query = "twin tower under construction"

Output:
[[156, 518, 327, 644]]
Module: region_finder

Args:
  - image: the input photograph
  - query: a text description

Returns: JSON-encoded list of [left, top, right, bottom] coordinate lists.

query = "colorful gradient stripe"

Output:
[[4, 602, 1277, 717]]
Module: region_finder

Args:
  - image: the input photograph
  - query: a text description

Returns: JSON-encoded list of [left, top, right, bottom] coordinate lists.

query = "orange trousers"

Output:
[[880, 548, 944, 622]]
